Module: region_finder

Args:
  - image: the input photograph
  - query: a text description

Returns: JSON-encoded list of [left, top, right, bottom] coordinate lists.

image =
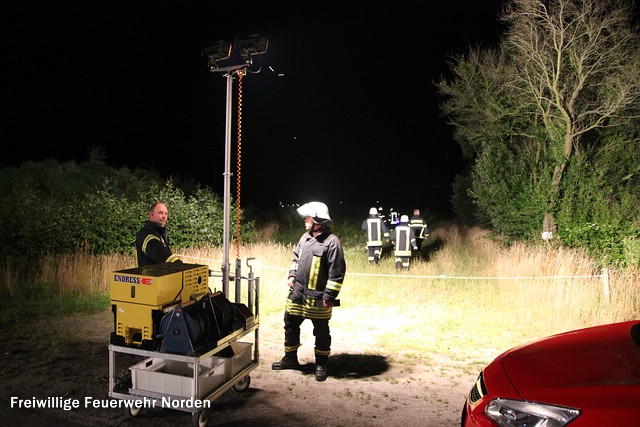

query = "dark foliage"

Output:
[[0, 156, 250, 257]]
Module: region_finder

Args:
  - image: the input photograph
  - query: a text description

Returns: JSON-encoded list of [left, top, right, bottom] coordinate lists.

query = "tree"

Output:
[[438, 45, 554, 238], [438, 0, 640, 235], [501, 0, 640, 233]]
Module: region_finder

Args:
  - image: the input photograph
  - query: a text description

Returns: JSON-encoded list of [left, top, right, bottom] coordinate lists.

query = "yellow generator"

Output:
[[110, 263, 209, 349], [110, 262, 253, 355]]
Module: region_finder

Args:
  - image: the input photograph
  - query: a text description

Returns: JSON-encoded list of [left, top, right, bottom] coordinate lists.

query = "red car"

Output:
[[462, 320, 640, 427]]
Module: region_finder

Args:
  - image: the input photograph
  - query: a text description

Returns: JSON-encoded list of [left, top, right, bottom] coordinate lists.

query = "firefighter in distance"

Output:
[[391, 215, 418, 271], [361, 207, 389, 265], [409, 208, 429, 251]]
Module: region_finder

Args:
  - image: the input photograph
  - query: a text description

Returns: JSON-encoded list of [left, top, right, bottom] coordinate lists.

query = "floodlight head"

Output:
[[235, 34, 268, 63], [202, 40, 233, 70]]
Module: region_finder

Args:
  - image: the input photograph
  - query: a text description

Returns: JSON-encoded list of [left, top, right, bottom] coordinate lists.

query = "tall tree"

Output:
[[501, 0, 640, 233], [439, 46, 551, 237]]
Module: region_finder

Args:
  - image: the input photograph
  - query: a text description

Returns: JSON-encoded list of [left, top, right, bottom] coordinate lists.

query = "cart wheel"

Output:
[[124, 404, 142, 417], [233, 375, 251, 392], [193, 408, 210, 427]]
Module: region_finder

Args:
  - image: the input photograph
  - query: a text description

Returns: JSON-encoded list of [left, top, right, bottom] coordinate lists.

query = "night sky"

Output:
[[5, 0, 504, 211]]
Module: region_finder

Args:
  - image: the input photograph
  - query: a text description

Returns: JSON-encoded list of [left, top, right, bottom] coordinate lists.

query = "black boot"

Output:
[[314, 364, 328, 382], [271, 353, 300, 370], [314, 354, 328, 382]]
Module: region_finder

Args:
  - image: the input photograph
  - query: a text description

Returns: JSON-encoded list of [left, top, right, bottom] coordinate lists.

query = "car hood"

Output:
[[502, 321, 640, 406]]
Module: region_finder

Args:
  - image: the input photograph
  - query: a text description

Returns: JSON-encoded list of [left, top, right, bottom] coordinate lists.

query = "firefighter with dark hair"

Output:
[[135, 201, 182, 267], [271, 201, 346, 382], [361, 207, 389, 264], [409, 208, 429, 251], [391, 215, 417, 271]]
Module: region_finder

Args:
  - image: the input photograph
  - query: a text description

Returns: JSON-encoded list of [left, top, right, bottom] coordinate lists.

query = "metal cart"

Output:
[[108, 40, 269, 425], [108, 262, 260, 427]]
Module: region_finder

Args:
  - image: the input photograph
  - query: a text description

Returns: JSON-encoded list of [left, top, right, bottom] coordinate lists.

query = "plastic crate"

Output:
[[130, 356, 226, 398], [229, 342, 252, 378]]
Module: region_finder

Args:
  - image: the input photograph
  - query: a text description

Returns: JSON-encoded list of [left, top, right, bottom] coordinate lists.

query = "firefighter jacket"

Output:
[[286, 228, 346, 320], [135, 220, 182, 267], [361, 215, 389, 247], [391, 224, 417, 256], [409, 215, 428, 238]]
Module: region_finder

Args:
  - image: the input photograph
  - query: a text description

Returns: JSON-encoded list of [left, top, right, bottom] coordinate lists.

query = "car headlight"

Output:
[[485, 398, 580, 427]]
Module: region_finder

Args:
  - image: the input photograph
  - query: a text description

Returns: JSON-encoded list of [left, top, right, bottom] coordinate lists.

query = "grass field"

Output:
[[182, 222, 638, 362], [2, 220, 636, 366]]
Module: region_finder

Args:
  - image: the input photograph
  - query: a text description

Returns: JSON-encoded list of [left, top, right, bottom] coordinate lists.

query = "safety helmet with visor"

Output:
[[297, 201, 332, 225]]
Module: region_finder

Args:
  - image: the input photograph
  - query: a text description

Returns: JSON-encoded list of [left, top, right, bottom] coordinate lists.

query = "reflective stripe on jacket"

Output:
[[135, 220, 181, 267], [409, 215, 427, 237], [361, 216, 388, 246], [392, 224, 415, 256]]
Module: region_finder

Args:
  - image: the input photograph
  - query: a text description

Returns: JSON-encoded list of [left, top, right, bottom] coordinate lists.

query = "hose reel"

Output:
[[159, 292, 237, 356]]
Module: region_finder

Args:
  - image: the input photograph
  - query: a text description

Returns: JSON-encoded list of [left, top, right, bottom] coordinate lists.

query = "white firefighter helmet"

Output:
[[297, 201, 332, 224], [369, 207, 377, 215], [400, 214, 409, 223]]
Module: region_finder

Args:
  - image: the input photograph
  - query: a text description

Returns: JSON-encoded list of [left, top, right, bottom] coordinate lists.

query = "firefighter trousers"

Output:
[[283, 311, 331, 364]]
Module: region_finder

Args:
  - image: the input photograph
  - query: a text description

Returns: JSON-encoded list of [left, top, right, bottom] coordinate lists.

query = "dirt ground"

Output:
[[0, 307, 476, 427]]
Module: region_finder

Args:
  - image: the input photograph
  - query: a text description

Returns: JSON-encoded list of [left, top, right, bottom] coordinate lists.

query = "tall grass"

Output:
[[1, 221, 637, 365]]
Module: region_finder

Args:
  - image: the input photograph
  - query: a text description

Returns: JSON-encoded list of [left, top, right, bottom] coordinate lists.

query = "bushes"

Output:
[[469, 140, 551, 240], [556, 146, 640, 268], [0, 160, 245, 257]]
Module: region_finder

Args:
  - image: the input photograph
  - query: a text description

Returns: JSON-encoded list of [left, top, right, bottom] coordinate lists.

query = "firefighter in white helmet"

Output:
[[271, 202, 346, 382], [391, 214, 417, 271], [361, 207, 389, 264]]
